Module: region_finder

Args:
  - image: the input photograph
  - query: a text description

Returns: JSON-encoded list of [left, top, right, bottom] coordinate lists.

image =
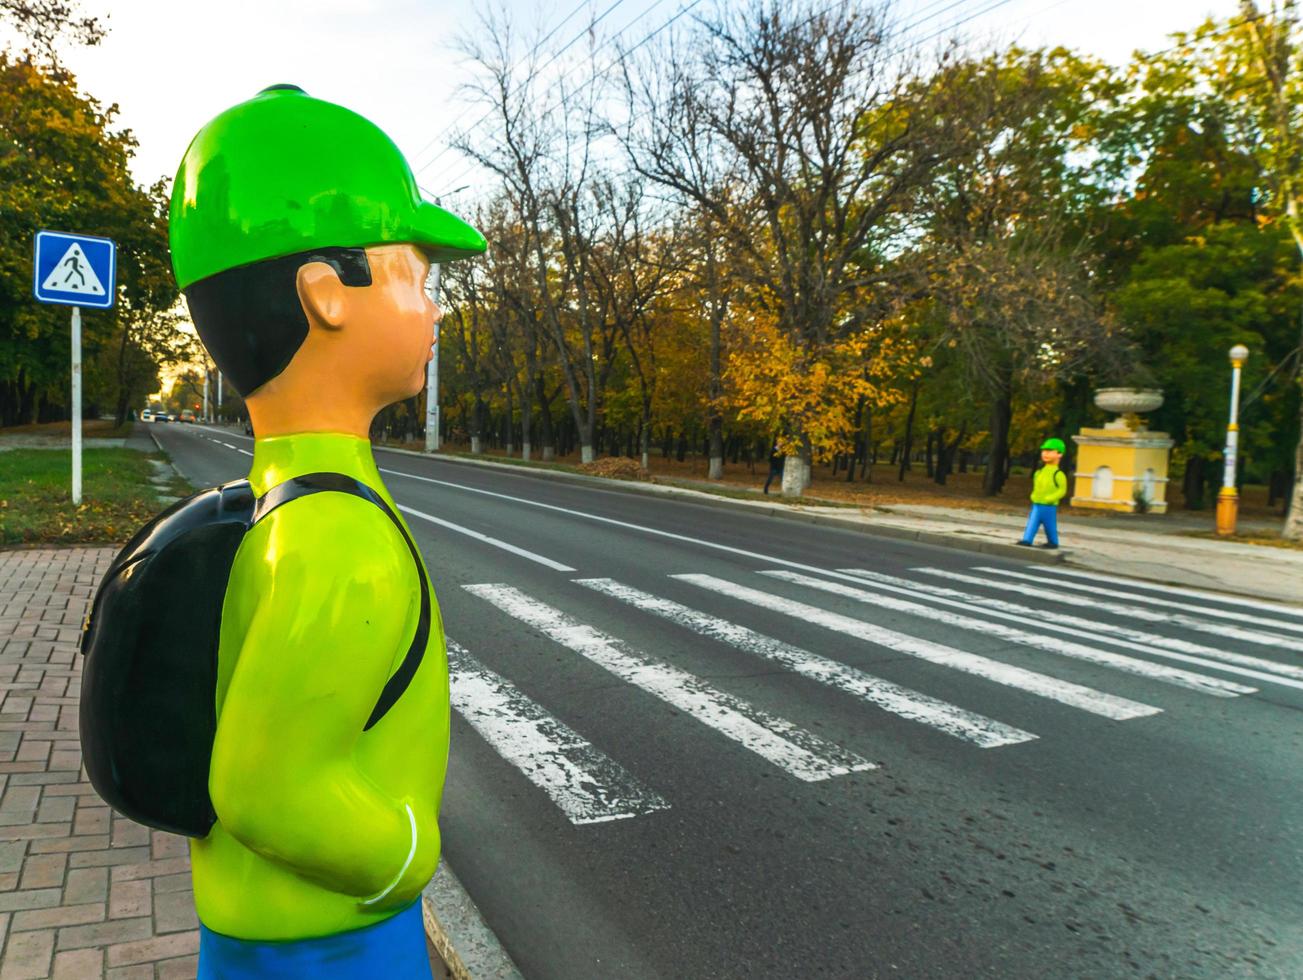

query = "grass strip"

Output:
[[0, 448, 186, 546]]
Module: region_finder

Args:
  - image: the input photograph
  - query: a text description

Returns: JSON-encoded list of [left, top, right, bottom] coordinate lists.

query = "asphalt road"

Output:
[[150, 422, 1302, 980]]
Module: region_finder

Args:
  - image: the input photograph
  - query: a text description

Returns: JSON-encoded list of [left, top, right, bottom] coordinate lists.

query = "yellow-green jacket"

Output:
[[190, 432, 449, 941], [1030, 463, 1068, 506]]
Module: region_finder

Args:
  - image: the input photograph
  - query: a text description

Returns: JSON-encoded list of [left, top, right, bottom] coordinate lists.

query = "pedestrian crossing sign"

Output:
[[33, 230, 116, 309]]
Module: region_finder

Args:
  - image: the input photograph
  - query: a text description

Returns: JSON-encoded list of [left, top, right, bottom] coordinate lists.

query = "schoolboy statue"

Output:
[[167, 85, 482, 976]]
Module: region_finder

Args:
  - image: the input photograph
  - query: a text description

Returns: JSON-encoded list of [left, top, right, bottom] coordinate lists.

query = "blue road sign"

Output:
[[33, 231, 116, 309]]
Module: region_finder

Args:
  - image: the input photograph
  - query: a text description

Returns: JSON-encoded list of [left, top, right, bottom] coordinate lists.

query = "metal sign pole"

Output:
[[71, 305, 82, 504], [425, 263, 442, 453]]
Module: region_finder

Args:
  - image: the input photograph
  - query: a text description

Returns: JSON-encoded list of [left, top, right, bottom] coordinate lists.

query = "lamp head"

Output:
[[1229, 344, 1249, 363]]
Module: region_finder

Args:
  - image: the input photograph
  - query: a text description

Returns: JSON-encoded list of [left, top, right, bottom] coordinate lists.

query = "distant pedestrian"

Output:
[[763, 441, 784, 495], [1017, 438, 1068, 549]]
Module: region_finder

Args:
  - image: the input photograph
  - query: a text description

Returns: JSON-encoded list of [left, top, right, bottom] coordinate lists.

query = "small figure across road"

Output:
[[1017, 437, 1068, 549]]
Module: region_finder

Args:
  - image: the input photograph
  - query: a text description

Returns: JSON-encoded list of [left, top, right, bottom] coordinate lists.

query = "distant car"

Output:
[[140, 409, 155, 422], [166, 413, 178, 422], [180, 410, 196, 423]]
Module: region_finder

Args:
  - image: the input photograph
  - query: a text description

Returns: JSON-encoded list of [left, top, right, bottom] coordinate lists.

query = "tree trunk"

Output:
[[982, 380, 1013, 496], [935, 422, 966, 486], [535, 375, 555, 461], [1286, 393, 1303, 538], [897, 382, 919, 481], [925, 428, 937, 478]]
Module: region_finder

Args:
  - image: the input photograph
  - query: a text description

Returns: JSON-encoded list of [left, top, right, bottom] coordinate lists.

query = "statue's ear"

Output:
[[296, 261, 349, 331]]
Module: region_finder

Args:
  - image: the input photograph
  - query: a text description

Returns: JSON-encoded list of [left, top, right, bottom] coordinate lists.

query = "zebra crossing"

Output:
[[445, 562, 1302, 826]]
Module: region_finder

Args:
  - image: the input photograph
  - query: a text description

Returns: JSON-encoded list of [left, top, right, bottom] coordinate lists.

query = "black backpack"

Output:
[[78, 472, 429, 838]]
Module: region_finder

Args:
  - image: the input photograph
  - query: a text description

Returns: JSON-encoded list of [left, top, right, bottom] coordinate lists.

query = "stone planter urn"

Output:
[[1094, 387, 1164, 430]]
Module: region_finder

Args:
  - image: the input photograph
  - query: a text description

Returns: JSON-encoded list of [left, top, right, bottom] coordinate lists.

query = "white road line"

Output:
[[372, 466, 904, 579], [841, 569, 1303, 691], [975, 565, 1303, 639], [761, 571, 1250, 698], [575, 578, 1035, 749], [399, 506, 575, 572], [674, 575, 1160, 721], [464, 584, 875, 782], [917, 567, 1303, 669], [446, 640, 668, 825], [188, 432, 575, 569], [1039, 566, 1303, 622]]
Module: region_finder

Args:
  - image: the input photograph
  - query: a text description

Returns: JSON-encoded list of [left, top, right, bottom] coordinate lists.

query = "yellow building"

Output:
[[1070, 388, 1174, 514]]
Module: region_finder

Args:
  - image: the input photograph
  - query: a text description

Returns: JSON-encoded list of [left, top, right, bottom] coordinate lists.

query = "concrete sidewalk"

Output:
[[0, 547, 198, 980], [0, 546, 522, 980]]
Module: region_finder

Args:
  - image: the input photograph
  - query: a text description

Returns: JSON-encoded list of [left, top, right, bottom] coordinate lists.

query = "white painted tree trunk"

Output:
[[522, 442, 532, 462], [708, 456, 724, 480], [470, 436, 482, 454], [781, 457, 803, 497], [542, 446, 555, 461], [580, 444, 595, 464], [641, 451, 650, 472]]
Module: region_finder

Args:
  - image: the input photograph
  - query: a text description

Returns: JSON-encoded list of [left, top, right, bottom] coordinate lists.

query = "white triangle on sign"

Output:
[[41, 243, 106, 297]]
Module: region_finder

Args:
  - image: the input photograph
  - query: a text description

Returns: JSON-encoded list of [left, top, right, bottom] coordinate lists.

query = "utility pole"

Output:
[[425, 262, 441, 452], [203, 368, 210, 422], [217, 370, 223, 421], [424, 185, 468, 454]]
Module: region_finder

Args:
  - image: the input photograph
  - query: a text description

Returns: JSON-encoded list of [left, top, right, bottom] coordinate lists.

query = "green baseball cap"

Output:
[[169, 85, 485, 290], [1041, 438, 1066, 453]]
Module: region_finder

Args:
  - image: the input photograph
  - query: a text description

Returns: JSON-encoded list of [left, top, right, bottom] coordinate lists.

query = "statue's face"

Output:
[[348, 244, 442, 406]]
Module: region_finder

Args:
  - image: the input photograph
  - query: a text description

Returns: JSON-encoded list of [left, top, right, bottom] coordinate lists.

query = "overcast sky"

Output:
[[5, 0, 1241, 196]]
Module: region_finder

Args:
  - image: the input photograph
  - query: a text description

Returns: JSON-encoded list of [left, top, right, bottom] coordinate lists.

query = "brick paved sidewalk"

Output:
[[0, 548, 198, 980]]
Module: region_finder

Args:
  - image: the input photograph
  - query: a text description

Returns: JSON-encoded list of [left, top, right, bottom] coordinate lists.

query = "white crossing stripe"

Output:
[[975, 566, 1303, 642], [842, 569, 1303, 691], [762, 571, 1250, 698], [576, 578, 1035, 749], [1039, 566, 1303, 624], [464, 584, 875, 782], [447, 640, 669, 825], [674, 575, 1160, 721], [916, 568, 1303, 676], [400, 505, 576, 572]]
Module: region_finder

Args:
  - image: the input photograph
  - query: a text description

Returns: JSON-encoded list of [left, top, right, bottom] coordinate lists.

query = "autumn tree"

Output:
[[622, 0, 955, 495]]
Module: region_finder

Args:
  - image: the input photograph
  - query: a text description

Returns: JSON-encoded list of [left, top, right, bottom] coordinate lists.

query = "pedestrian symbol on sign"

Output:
[[40, 242, 106, 298]]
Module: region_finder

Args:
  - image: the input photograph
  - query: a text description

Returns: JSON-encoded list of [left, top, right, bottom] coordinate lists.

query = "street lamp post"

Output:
[[1215, 344, 1250, 536]]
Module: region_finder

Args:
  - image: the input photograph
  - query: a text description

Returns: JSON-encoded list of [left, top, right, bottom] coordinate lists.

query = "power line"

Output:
[[413, 0, 640, 176], [421, 0, 705, 191], [409, 0, 594, 170], [426, 0, 1006, 193]]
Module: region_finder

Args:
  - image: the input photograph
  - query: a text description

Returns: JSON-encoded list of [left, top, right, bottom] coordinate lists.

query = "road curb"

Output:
[[423, 859, 524, 980], [377, 446, 1065, 566]]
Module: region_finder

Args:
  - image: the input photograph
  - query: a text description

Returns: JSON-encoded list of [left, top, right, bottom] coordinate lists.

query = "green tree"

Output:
[[0, 54, 177, 426]]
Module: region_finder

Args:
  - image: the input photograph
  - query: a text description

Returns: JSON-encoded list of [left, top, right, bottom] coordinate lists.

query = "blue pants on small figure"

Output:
[[1021, 503, 1059, 546]]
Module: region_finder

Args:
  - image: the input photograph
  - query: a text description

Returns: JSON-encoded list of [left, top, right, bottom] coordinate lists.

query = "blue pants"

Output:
[[1021, 504, 1059, 546], [198, 900, 431, 979]]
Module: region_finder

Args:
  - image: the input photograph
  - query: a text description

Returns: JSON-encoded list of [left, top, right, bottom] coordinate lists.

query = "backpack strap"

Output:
[[250, 472, 430, 732]]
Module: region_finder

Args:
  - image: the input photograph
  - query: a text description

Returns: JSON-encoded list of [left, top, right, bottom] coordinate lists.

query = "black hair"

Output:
[[183, 247, 372, 397]]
